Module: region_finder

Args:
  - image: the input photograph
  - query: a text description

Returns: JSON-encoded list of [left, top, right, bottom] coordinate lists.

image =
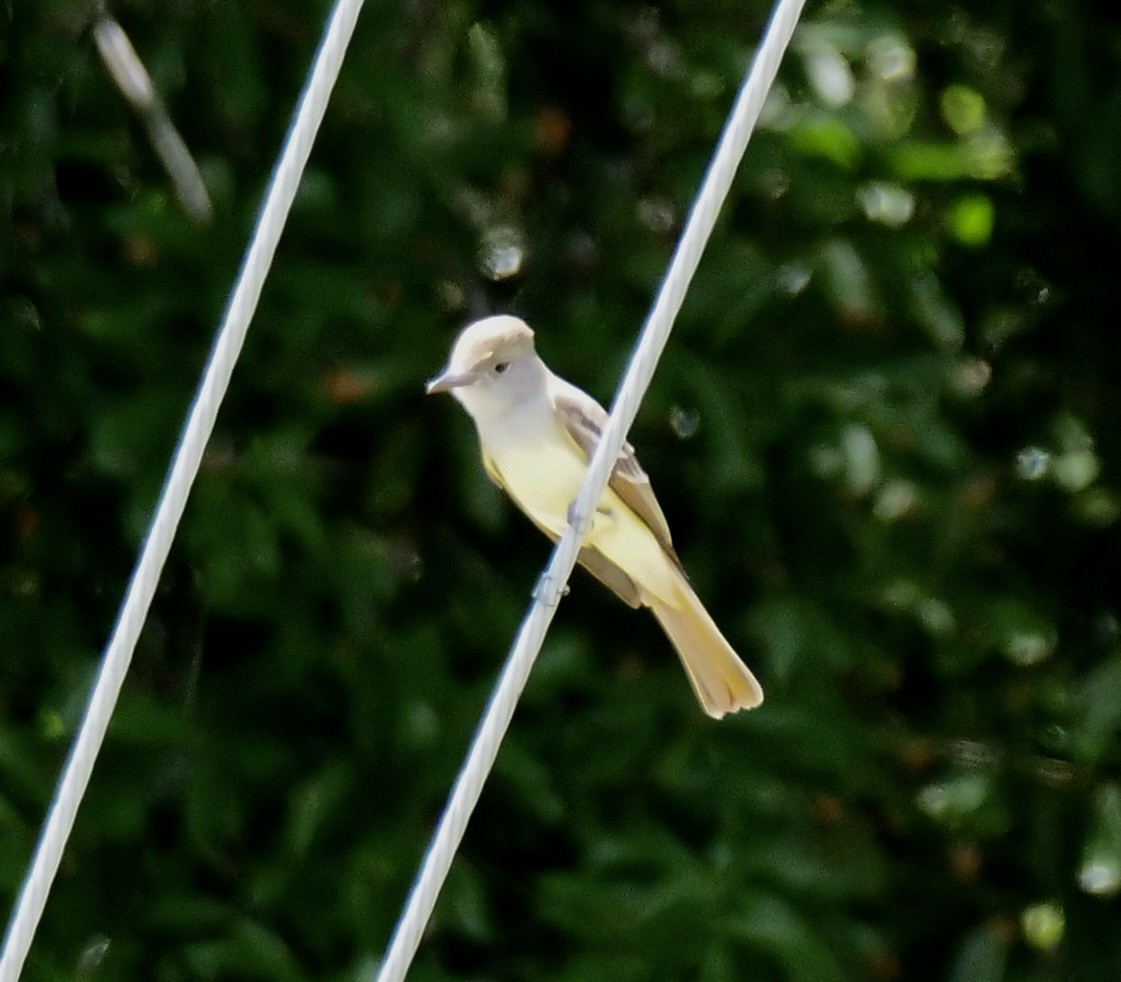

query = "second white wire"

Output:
[[0, 2, 368, 979]]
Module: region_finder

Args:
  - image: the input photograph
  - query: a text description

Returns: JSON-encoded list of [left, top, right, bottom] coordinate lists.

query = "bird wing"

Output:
[[548, 375, 683, 571], [481, 448, 644, 608]]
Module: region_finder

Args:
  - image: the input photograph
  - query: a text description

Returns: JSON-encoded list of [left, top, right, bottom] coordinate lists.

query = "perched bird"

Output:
[[427, 315, 763, 718]]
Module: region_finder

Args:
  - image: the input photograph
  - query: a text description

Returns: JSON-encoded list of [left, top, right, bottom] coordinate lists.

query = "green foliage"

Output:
[[3, 1, 1121, 980]]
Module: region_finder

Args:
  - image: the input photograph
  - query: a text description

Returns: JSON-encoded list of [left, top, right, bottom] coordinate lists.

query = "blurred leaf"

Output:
[[949, 193, 995, 246], [1070, 659, 1121, 763], [947, 923, 1008, 982], [732, 890, 847, 982], [790, 115, 861, 168], [1079, 784, 1121, 897]]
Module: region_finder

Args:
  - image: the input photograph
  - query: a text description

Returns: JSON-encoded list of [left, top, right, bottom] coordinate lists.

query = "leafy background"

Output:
[[3, 1, 1121, 979]]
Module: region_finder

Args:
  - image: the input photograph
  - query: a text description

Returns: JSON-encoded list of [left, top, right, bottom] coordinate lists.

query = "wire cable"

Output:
[[374, 1, 807, 978], [0, 2, 367, 978]]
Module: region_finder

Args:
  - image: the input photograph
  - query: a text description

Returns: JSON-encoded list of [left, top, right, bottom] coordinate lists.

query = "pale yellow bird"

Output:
[[427, 314, 763, 718]]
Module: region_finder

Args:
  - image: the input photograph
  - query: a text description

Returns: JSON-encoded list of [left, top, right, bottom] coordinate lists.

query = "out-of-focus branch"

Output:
[[91, 11, 213, 223]]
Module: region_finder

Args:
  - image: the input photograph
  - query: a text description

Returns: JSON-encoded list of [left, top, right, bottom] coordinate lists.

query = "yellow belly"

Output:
[[491, 437, 680, 605]]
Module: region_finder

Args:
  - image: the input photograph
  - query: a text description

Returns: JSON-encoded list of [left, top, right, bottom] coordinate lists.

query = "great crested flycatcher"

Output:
[[427, 315, 763, 718]]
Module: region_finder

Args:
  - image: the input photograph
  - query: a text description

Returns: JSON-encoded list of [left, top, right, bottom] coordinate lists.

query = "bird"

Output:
[[426, 314, 763, 718]]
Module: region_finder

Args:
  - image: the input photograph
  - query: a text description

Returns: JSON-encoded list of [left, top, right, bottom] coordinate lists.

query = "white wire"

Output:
[[0, 2, 367, 978], [374, 0, 807, 978]]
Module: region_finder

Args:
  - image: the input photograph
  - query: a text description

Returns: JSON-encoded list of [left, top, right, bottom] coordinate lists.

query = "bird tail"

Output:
[[649, 579, 763, 719]]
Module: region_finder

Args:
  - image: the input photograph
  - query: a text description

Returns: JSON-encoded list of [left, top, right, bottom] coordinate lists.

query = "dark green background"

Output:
[[3, 1, 1121, 979]]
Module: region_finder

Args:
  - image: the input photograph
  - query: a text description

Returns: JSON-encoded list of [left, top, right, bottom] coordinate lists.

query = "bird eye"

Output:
[[494, 361, 509, 374]]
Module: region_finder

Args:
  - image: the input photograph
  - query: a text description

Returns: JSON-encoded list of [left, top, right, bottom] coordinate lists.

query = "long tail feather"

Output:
[[649, 582, 763, 718]]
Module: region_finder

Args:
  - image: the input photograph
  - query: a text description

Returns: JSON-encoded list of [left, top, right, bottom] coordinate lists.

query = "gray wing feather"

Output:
[[548, 374, 683, 570]]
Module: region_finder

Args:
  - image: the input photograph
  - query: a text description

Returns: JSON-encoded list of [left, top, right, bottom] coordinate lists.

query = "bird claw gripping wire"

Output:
[[532, 574, 570, 607], [566, 500, 595, 539]]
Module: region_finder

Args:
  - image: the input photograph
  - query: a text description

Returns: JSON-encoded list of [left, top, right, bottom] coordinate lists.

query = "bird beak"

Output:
[[425, 368, 475, 394]]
